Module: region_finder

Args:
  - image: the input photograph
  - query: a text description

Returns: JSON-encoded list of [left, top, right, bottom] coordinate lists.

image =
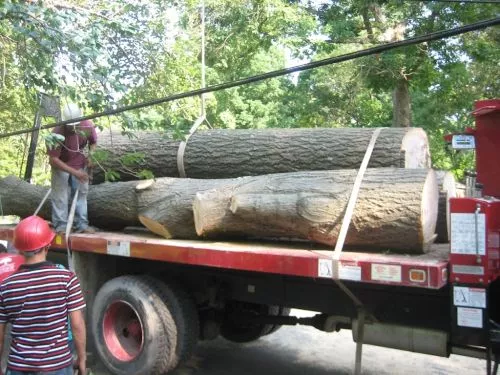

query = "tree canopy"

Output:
[[0, 0, 498, 183]]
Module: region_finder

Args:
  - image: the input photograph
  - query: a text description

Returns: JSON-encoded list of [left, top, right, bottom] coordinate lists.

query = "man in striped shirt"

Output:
[[0, 216, 87, 375]]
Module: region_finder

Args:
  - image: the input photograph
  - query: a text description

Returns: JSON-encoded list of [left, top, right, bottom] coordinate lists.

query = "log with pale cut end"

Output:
[[136, 177, 232, 238], [92, 127, 431, 183], [0, 175, 230, 238], [435, 170, 457, 243], [193, 168, 438, 253], [1, 169, 438, 253]]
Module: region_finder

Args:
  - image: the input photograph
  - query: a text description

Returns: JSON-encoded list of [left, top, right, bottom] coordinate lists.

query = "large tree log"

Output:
[[0, 168, 438, 253], [0, 175, 228, 235], [193, 168, 438, 253], [435, 171, 457, 243], [93, 127, 431, 183]]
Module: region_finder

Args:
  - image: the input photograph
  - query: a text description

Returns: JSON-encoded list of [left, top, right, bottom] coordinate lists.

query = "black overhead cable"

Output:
[[407, 0, 500, 3], [407, 0, 499, 3], [1, 16, 500, 139]]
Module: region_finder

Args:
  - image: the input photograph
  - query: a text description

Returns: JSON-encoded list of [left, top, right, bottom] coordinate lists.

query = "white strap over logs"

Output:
[[65, 188, 79, 272], [328, 127, 386, 375], [331, 127, 386, 279], [176, 0, 211, 178], [176, 115, 206, 178]]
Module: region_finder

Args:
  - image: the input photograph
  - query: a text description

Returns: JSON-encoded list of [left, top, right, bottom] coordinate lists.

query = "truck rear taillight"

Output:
[[409, 269, 426, 283]]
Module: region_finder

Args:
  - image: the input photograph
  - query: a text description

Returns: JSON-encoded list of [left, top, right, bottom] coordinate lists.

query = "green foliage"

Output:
[[44, 133, 65, 150], [104, 170, 120, 182], [119, 152, 146, 168], [0, 0, 498, 182]]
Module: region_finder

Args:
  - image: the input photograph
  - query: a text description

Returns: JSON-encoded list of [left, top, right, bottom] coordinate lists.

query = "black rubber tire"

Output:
[[220, 302, 279, 343], [92, 275, 177, 375], [265, 307, 291, 335], [143, 276, 199, 371]]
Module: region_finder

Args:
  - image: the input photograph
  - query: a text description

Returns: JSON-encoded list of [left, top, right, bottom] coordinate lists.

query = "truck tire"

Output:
[[142, 276, 199, 370], [220, 302, 279, 343], [92, 275, 177, 375], [264, 307, 291, 335]]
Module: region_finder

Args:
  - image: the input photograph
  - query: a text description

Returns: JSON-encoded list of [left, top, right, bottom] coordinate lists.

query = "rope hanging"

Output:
[[177, 0, 212, 178]]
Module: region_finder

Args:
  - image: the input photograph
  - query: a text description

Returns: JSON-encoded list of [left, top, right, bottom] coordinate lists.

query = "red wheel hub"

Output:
[[103, 301, 144, 361]]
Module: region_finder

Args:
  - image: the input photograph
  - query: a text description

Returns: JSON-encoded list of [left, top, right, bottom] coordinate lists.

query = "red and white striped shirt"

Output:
[[0, 261, 86, 372]]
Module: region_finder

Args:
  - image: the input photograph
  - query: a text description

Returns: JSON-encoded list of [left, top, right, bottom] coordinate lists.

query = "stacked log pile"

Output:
[[0, 126, 456, 254]]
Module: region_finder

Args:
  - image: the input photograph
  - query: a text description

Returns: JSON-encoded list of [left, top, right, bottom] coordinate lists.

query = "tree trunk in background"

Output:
[[392, 78, 411, 127], [93, 128, 430, 183], [193, 168, 439, 254]]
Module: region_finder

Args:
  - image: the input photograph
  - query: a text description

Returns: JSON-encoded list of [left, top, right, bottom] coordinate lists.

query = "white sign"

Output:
[[457, 307, 483, 328], [371, 264, 402, 282], [107, 240, 130, 257], [452, 265, 484, 275], [454, 287, 486, 308], [452, 134, 475, 149], [318, 258, 333, 278], [451, 213, 486, 255], [339, 265, 362, 281]]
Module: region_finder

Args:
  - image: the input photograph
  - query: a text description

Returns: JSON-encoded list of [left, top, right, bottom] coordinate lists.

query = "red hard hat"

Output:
[[13, 216, 55, 252]]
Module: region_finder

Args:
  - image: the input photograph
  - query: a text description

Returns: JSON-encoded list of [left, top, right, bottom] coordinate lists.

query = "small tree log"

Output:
[[136, 178, 230, 238], [0, 176, 141, 229], [435, 171, 457, 243], [0, 175, 229, 237], [193, 169, 438, 253], [0, 176, 51, 219], [93, 127, 431, 183]]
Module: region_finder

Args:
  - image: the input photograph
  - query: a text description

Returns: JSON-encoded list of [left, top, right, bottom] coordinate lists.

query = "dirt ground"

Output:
[[92, 309, 487, 375]]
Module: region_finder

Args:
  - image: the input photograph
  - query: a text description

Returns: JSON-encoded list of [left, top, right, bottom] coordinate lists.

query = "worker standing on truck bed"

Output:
[[0, 216, 87, 375], [47, 103, 97, 235]]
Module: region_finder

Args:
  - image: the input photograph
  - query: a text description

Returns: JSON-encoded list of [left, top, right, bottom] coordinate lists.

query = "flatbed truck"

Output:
[[0, 99, 498, 375]]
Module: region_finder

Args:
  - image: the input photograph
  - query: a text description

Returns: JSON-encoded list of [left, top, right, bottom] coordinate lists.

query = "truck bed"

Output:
[[0, 225, 449, 289]]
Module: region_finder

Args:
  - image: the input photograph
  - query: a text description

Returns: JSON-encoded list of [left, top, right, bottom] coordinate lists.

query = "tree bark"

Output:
[[392, 78, 411, 127], [1, 168, 438, 254], [435, 170, 457, 243], [0, 176, 51, 219], [93, 127, 431, 183], [193, 168, 438, 254], [0, 175, 230, 237], [0, 175, 141, 229]]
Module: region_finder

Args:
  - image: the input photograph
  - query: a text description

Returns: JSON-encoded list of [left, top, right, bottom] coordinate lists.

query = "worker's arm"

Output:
[[0, 323, 5, 375], [49, 156, 89, 183], [69, 309, 86, 374]]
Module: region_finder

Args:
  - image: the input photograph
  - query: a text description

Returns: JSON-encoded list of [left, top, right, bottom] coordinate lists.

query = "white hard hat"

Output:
[[61, 103, 83, 122]]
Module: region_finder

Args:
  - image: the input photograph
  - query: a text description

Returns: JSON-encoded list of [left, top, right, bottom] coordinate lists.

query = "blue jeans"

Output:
[[51, 168, 89, 233], [6, 365, 73, 375]]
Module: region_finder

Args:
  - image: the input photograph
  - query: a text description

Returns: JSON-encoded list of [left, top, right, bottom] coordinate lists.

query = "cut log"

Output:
[[135, 177, 229, 238], [0, 176, 52, 219], [193, 168, 438, 253], [435, 171, 457, 243], [0, 168, 438, 253], [0, 175, 141, 229], [0, 175, 229, 236], [93, 128, 431, 183]]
